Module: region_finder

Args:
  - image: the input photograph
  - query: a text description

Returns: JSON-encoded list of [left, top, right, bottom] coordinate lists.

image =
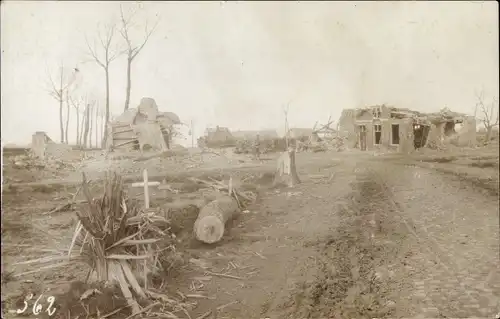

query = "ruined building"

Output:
[[338, 105, 476, 152], [106, 97, 181, 152], [31, 131, 72, 159]]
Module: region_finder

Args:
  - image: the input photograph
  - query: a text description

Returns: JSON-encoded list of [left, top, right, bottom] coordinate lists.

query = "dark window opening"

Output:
[[391, 124, 400, 145], [373, 107, 382, 118], [359, 125, 366, 132], [444, 122, 456, 137], [374, 124, 382, 145], [413, 124, 430, 149]]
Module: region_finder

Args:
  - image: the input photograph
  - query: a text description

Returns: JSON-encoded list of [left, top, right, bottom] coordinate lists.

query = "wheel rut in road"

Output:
[[279, 167, 419, 319]]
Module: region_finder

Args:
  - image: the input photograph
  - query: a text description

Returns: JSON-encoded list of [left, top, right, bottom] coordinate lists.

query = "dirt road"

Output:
[[182, 155, 500, 318]]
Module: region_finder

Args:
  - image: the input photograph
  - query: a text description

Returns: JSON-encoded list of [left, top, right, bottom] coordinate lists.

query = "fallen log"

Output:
[[194, 195, 239, 244]]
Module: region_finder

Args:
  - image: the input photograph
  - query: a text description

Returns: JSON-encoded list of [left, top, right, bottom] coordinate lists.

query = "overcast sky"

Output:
[[1, 1, 498, 145]]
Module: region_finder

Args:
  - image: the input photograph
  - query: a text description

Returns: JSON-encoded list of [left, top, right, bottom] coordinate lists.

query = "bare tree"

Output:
[[64, 92, 71, 144], [475, 90, 499, 142], [45, 62, 78, 143], [99, 106, 107, 148], [89, 102, 95, 148], [69, 94, 85, 146], [119, 4, 160, 111], [94, 101, 100, 148], [82, 98, 96, 148], [79, 103, 86, 146], [85, 23, 122, 147]]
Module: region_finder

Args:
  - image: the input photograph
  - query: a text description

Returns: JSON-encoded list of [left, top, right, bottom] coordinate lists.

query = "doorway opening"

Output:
[[413, 124, 430, 149], [391, 124, 400, 145], [444, 121, 456, 137]]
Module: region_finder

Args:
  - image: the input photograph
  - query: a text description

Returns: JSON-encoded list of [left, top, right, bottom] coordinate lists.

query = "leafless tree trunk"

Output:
[[95, 102, 99, 148], [79, 106, 86, 146], [89, 103, 94, 148], [101, 110, 107, 148], [85, 23, 121, 148], [100, 112, 103, 148], [119, 4, 159, 111], [101, 109, 106, 148], [83, 101, 95, 147], [475, 90, 499, 142], [65, 92, 71, 144], [69, 95, 82, 146], [46, 62, 78, 143], [76, 109, 80, 145], [105, 66, 110, 144], [59, 91, 64, 143]]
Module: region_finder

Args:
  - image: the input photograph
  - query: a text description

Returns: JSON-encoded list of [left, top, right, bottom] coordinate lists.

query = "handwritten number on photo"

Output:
[[16, 294, 57, 316], [17, 293, 33, 314], [46, 296, 56, 316]]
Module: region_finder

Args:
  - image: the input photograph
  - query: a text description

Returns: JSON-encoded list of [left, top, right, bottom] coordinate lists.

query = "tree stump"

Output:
[[273, 147, 301, 187], [193, 195, 239, 244]]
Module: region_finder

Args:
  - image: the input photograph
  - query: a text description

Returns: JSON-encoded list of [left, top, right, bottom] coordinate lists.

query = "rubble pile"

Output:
[[295, 135, 346, 153], [234, 138, 286, 154], [3, 152, 79, 183], [328, 136, 346, 151]]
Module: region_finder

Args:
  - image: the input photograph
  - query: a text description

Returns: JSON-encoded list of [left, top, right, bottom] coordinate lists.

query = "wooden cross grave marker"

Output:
[[131, 169, 160, 209]]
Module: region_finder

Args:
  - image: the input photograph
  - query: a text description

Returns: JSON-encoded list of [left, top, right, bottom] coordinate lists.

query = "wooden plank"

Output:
[[113, 128, 134, 135], [112, 123, 132, 128], [113, 137, 137, 141], [131, 181, 161, 187], [114, 139, 136, 148]]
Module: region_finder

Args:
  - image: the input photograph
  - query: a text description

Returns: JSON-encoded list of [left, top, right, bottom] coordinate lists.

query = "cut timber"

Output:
[[273, 148, 301, 187], [194, 195, 239, 244], [112, 123, 134, 128], [113, 128, 134, 135], [114, 139, 137, 148], [113, 137, 138, 141]]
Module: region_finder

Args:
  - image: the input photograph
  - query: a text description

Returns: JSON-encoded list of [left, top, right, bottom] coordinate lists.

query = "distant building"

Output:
[[232, 130, 279, 140], [338, 105, 476, 152], [287, 128, 314, 139], [205, 126, 234, 143]]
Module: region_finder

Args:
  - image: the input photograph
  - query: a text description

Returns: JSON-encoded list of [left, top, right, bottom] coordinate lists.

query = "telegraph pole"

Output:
[[191, 119, 195, 148]]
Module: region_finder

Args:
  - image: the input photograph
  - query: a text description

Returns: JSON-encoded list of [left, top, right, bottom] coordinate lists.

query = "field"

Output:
[[2, 145, 499, 319]]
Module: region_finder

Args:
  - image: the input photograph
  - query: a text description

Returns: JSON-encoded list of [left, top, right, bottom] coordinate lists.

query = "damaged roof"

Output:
[[352, 105, 471, 123], [206, 127, 231, 133], [232, 130, 279, 139]]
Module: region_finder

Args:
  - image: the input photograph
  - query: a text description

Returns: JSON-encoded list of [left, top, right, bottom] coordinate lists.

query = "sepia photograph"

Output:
[[1, 1, 499, 319]]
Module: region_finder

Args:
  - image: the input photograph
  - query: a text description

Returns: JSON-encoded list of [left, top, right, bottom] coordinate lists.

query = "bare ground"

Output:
[[2, 149, 499, 318]]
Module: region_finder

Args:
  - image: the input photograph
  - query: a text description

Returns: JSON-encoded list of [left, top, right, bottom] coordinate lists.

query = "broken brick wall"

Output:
[[133, 122, 168, 152], [398, 118, 415, 153], [372, 118, 414, 152], [31, 132, 47, 158], [456, 116, 477, 147], [426, 122, 445, 148], [338, 109, 358, 148], [365, 122, 374, 149], [45, 142, 73, 159]]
